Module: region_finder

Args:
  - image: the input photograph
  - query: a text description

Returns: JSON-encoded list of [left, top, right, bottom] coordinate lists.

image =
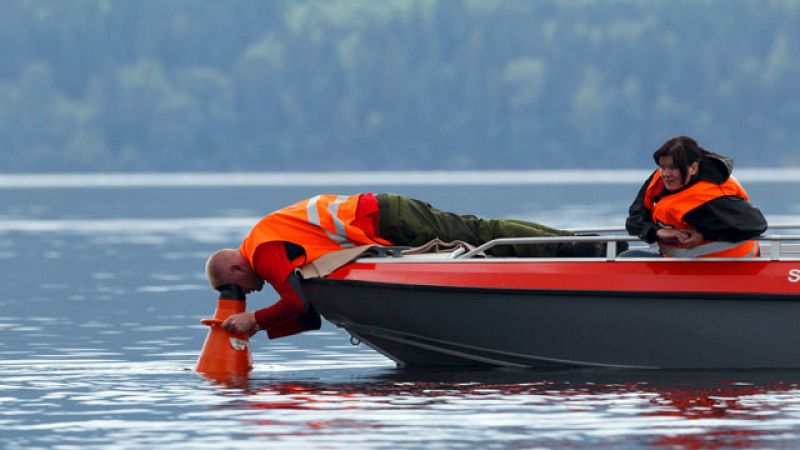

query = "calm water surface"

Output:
[[3, 174, 800, 449]]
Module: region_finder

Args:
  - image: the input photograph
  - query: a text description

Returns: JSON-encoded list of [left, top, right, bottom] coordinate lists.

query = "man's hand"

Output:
[[222, 312, 261, 337]]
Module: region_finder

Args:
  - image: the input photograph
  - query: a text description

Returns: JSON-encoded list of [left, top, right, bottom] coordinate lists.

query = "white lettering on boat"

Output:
[[789, 269, 800, 283]]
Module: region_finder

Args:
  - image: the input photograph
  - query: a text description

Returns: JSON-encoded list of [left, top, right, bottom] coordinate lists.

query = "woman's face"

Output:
[[658, 155, 698, 191]]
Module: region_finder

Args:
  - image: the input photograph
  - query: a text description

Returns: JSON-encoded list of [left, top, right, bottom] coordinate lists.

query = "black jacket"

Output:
[[625, 152, 768, 243]]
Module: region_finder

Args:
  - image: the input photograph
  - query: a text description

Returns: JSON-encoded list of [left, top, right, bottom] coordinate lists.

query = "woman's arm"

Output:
[[625, 172, 660, 243], [683, 196, 768, 242]]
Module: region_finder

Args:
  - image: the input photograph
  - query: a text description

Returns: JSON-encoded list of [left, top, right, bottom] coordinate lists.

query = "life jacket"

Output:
[[240, 194, 393, 268], [643, 170, 759, 258]]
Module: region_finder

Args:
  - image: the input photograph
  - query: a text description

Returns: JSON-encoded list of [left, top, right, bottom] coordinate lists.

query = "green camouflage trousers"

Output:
[[376, 193, 585, 257]]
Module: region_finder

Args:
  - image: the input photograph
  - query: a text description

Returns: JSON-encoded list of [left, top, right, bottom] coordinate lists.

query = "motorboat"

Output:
[[300, 225, 800, 369]]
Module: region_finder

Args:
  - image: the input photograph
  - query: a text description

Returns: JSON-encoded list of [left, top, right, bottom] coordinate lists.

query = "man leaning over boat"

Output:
[[624, 136, 767, 257], [205, 193, 613, 340]]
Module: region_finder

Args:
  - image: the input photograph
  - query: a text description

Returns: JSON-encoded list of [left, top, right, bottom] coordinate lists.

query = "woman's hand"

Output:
[[656, 228, 682, 243], [657, 228, 705, 247], [677, 229, 705, 247]]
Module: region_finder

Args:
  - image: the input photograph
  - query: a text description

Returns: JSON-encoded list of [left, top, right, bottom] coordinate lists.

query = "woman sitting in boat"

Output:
[[206, 194, 610, 339], [624, 135, 767, 257]]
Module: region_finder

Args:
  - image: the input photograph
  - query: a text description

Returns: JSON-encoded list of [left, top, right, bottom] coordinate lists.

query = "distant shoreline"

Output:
[[1, 169, 800, 188]]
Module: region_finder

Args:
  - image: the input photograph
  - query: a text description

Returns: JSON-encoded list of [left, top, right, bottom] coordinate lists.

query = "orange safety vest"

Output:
[[643, 170, 759, 258], [240, 194, 393, 268]]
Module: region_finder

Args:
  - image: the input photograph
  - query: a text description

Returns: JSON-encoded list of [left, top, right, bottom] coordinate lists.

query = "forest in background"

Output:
[[1, 0, 799, 172]]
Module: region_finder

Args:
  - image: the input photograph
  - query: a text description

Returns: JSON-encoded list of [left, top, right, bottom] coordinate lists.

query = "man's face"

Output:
[[235, 260, 264, 294]]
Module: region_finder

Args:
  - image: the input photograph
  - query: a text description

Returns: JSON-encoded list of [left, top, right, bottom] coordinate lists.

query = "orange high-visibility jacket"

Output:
[[643, 171, 759, 257], [240, 194, 392, 268]]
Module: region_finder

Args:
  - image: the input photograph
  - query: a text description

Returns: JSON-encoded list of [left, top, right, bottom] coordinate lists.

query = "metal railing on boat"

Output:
[[454, 223, 800, 261]]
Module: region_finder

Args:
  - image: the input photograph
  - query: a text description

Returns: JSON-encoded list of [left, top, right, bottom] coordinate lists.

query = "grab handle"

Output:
[[200, 318, 223, 327]]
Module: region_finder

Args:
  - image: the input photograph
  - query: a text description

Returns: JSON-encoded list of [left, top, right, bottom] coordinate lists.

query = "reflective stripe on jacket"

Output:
[[643, 171, 759, 258], [240, 194, 392, 268]]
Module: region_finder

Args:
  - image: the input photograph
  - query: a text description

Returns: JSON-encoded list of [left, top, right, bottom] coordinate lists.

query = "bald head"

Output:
[[205, 248, 264, 293]]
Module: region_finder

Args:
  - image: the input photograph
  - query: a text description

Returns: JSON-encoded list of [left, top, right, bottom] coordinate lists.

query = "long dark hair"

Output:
[[652, 136, 708, 181]]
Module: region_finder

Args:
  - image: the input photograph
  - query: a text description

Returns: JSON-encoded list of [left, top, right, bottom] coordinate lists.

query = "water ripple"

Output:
[[3, 182, 800, 448]]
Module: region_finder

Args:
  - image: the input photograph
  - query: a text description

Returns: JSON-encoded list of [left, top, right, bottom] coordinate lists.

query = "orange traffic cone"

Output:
[[195, 284, 253, 375]]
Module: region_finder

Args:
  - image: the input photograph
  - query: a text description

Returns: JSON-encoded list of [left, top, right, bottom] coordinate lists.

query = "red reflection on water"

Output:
[[305, 419, 382, 430], [640, 382, 791, 449], [645, 385, 772, 419], [202, 369, 800, 447], [653, 429, 772, 450]]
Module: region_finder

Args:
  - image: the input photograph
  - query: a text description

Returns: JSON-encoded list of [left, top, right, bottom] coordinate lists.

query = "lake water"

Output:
[[3, 171, 800, 449]]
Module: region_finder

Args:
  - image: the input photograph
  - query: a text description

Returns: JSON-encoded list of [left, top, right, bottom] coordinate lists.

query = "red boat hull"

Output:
[[302, 259, 800, 369], [324, 259, 800, 296]]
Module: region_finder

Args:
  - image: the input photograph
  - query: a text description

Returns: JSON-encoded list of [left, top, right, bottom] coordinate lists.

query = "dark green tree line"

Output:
[[1, 0, 799, 172]]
